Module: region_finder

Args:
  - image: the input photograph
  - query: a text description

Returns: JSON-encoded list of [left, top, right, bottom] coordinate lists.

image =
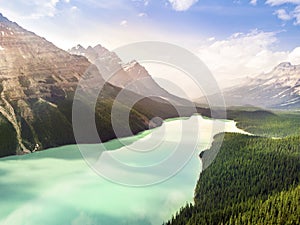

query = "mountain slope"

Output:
[[0, 13, 195, 157], [222, 62, 300, 109], [0, 13, 93, 155], [68, 44, 192, 106]]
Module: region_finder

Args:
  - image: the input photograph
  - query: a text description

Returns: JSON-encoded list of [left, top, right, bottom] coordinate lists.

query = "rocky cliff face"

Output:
[[0, 13, 98, 155], [0, 13, 195, 157], [219, 62, 300, 109]]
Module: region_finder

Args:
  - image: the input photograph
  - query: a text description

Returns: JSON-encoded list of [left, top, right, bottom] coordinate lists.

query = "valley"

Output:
[[0, 116, 247, 225]]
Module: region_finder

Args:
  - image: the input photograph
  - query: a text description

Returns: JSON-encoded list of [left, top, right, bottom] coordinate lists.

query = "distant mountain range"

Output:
[[0, 13, 198, 157], [197, 62, 300, 109], [223, 62, 300, 109]]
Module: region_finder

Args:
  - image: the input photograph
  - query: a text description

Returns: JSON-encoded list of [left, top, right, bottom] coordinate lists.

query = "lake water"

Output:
[[0, 115, 248, 225]]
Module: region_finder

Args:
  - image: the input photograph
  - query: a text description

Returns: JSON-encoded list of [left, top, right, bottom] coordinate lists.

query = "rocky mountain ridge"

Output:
[[0, 13, 95, 155], [68, 44, 192, 105], [221, 62, 300, 109], [0, 13, 198, 157]]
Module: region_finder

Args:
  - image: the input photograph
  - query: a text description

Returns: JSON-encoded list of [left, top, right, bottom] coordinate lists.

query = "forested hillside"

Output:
[[227, 109, 300, 137], [166, 111, 300, 225]]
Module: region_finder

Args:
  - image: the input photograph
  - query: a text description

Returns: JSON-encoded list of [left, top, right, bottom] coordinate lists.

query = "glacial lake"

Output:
[[0, 115, 248, 225]]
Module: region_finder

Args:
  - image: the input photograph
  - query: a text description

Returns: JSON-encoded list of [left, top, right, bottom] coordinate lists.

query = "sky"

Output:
[[1, 0, 300, 92]]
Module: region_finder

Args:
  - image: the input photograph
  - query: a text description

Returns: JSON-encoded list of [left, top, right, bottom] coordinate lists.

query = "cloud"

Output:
[[265, 0, 300, 6], [252, 0, 300, 26], [78, 0, 131, 10], [168, 0, 198, 11], [70, 6, 78, 12], [196, 30, 292, 85], [130, 0, 149, 7], [292, 5, 300, 24], [120, 20, 128, 26], [0, 0, 64, 19], [27, 0, 61, 18], [207, 37, 215, 41], [288, 46, 300, 62], [272, 5, 300, 25], [274, 9, 292, 20], [138, 12, 147, 17]]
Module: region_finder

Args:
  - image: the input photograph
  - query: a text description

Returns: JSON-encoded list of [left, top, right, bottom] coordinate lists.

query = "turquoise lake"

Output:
[[0, 115, 248, 225]]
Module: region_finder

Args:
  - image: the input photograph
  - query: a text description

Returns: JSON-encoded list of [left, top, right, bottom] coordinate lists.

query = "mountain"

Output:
[[0, 12, 93, 156], [198, 62, 300, 109], [68, 44, 192, 105], [0, 13, 197, 158]]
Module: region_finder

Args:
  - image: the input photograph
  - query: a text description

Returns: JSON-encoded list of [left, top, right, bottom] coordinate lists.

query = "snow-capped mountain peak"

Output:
[[222, 62, 300, 109]]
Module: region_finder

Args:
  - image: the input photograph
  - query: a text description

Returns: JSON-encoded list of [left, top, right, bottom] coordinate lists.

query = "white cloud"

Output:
[[120, 20, 128, 26], [138, 12, 147, 17], [247, 0, 300, 26], [74, 0, 131, 10], [272, 5, 300, 25], [292, 5, 300, 24], [207, 37, 215, 42], [288, 46, 300, 63], [70, 6, 78, 12], [252, 1, 300, 26], [30, 0, 61, 18], [265, 0, 300, 6], [131, 0, 149, 7], [0, 0, 64, 19], [196, 30, 292, 85], [263, 0, 300, 25], [274, 9, 292, 20], [168, 0, 198, 11]]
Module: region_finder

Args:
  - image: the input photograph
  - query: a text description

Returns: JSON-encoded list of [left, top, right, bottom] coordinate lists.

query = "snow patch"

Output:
[[122, 60, 138, 71], [38, 98, 58, 108]]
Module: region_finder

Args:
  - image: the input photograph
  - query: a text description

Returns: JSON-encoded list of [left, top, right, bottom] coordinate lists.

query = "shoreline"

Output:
[[1, 113, 206, 161]]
